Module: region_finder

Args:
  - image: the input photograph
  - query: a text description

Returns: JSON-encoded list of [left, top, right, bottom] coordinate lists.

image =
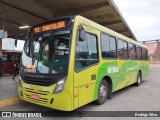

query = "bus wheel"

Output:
[[96, 79, 108, 105], [135, 72, 141, 86]]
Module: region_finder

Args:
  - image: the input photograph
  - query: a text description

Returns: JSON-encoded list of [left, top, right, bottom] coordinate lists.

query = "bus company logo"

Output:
[[107, 66, 119, 74], [2, 112, 11, 117], [126, 66, 138, 72]]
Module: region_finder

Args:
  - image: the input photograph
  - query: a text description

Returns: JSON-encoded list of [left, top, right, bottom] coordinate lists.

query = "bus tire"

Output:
[[96, 79, 108, 105], [135, 72, 141, 86]]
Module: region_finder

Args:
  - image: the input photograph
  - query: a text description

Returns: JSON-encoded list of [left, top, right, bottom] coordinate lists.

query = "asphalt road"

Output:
[[0, 64, 160, 120]]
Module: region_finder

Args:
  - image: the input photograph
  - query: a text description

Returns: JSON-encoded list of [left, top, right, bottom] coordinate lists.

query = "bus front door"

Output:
[[74, 26, 100, 108]]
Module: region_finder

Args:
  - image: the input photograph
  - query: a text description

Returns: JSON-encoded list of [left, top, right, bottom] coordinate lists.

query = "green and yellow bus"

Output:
[[18, 15, 149, 111]]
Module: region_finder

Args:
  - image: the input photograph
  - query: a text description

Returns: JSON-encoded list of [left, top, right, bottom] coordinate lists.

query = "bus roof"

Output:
[[75, 15, 147, 49], [29, 15, 146, 49]]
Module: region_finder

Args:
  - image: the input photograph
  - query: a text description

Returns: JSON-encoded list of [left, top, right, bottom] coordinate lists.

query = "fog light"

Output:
[[50, 98, 54, 104]]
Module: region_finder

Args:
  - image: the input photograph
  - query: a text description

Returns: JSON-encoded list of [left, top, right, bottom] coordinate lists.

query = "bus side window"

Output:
[[136, 46, 142, 60], [109, 37, 117, 58], [128, 43, 136, 60], [101, 33, 117, 59], [142, 48, 148, 60], [75, 32, 98, 71], [118, 39, 129, 60], [101, 33, 110, 58]]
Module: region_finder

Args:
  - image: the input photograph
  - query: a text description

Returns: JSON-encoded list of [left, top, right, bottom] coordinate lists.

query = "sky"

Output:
[[113, 0, 160, 41]]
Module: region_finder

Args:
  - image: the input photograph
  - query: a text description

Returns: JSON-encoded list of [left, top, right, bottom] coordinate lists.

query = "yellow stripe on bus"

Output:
[[0, 97, 20, 107]]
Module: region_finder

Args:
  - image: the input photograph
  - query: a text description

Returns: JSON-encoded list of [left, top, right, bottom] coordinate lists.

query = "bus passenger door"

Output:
[[74, 26, 100, 108]]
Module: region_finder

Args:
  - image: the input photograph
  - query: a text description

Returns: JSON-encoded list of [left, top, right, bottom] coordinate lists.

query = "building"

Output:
[[143, 40, 160, 64]]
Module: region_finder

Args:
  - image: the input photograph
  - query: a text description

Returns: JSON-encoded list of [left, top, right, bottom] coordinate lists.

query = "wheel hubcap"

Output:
[[138, 75, 141, 84], [100, 85, 107, 97]]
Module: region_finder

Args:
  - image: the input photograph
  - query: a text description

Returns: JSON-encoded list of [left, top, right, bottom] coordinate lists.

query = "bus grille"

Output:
[[23, 76, 53, 86], [25, 88, 49, 95], [25, 94, 48, 104]]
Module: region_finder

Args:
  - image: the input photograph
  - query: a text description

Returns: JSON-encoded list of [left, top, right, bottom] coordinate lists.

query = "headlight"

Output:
[[53, 77, 66, 94], [19, 76, 22, 87]]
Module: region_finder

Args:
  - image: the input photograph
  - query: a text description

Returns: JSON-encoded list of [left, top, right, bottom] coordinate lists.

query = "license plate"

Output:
[[31, 94, 40, 100]]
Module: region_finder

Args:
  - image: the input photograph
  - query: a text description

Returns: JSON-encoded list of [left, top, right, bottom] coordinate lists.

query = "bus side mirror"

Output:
[[79, 26, 86, 41]]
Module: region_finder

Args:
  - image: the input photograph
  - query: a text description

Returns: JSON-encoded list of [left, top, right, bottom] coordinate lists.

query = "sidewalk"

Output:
[[0, 75, 19, 100]]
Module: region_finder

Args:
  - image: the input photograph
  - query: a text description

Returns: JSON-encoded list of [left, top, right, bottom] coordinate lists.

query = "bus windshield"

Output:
[[22, 30, 71, 74]]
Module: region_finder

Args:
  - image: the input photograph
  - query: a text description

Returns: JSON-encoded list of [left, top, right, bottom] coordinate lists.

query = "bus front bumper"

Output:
[[18, 81, 73, 111]]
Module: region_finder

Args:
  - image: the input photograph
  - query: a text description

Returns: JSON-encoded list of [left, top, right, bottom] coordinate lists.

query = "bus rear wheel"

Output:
[[96, 79, 108, 105], [135, 72, 141, 86]]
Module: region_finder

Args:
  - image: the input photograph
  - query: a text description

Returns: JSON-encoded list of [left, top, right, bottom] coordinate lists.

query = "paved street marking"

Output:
[[0, 97, 20, 107]]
